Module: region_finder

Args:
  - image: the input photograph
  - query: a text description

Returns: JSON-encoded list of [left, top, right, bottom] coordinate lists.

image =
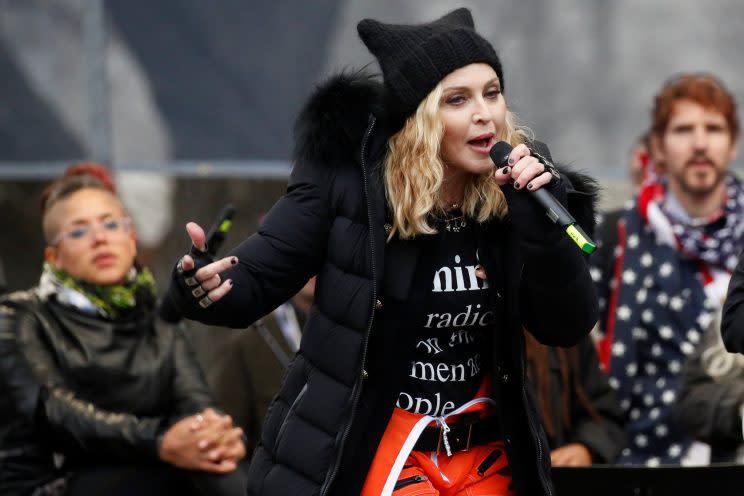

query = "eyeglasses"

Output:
[[51, 217, 132, 246]]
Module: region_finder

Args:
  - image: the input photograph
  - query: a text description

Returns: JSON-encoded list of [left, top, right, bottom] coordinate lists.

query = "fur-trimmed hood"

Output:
[[293, 70, 600, 231], [293, 70, 385, 167]]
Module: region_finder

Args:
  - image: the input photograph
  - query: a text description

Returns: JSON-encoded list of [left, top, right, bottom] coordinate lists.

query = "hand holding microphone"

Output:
[[490, 141, 596, 254], [204, 204, 235, 257]]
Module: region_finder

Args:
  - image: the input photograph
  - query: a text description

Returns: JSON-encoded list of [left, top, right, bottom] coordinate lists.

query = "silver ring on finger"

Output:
[[545, 165, 561, 184], [198, 295, 214, 308], [184, 276, 199, 287], [192, 285, 206, 298]]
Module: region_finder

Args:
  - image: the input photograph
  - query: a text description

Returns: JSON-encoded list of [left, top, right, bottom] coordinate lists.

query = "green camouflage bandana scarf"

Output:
[[39, 262, 157, 320]]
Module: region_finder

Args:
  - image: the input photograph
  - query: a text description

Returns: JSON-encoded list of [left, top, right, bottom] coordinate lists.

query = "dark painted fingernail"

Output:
[[231, 257, 237, 265], [508, 158, 515, 165], [527, 183, 533, 190], [501, 166, 510, 174], [227, 279, 233, 286], [513, 182, 520, 189]]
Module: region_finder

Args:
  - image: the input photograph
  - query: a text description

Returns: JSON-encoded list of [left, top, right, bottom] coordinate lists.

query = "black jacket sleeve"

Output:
[[0, 304, 166, 461], [566, 337, 626, 463], [517, 164, 600, 347], [168, 325, 215, 416], [163, 160, 333, 328], [723, 250, 744, 353], [676, 312, 744, 446]]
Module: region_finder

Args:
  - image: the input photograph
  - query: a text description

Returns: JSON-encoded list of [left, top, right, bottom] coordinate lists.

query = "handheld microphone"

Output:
[[205, 204, 236, 257], [489, 141, 596, 254]]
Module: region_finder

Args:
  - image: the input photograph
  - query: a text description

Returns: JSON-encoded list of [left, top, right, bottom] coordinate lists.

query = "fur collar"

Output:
[[293, 70, 385, 167]]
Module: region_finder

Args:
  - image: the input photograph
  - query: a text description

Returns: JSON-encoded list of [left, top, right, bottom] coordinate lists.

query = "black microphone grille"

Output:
[[489, 141, 513, 167]]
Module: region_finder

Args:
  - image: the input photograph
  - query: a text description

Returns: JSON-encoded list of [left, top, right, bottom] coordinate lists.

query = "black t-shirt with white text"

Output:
[[396, 219, 500, 417]]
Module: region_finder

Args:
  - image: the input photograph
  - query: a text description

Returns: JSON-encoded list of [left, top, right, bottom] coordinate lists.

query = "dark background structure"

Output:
[[2, 0, 744, 291]]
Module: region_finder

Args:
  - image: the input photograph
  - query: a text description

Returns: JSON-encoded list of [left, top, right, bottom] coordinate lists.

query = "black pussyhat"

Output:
[[357, 7, 503, 131]]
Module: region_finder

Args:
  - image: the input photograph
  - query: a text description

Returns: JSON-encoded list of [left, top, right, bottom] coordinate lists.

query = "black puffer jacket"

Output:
[[0, 290, 213, 495], [166, 71, 599, 496]]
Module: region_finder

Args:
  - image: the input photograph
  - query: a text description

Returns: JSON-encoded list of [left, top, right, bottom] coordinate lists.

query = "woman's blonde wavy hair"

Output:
[[384, 82, 531, 240]]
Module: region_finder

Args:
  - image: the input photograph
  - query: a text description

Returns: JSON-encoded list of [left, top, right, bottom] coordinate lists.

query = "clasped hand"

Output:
[[159, 407, 246, 473]]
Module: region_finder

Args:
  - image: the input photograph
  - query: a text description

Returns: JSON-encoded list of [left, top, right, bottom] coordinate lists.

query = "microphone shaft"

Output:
[[532, 188, 596, 254]]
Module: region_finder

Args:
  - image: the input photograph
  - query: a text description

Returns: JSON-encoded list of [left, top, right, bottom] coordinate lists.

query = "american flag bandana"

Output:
[[591, 173, 744, 466], [657, 174, 744, 272]]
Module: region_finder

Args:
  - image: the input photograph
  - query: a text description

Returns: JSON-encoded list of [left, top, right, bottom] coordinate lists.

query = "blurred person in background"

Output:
[[525, 332, 626, 466], [595, 132, 656, 276], [164, 7, 599, 496], [0, 164, 246, 496], [591, 73, 743, 465], [677, 310, 744, 463], [628, 132, 654, 190], [207, 276, 315, 450]]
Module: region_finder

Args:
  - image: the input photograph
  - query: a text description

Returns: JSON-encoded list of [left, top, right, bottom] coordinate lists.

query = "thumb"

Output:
[[186, 222, 207, 252]]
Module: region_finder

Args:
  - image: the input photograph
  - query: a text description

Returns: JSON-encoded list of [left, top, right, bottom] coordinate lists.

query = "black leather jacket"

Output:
[[0, 289, 214, 495]]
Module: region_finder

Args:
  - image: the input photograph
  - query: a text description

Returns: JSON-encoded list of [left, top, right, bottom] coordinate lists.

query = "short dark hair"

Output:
[[651, 73, 739, 139]]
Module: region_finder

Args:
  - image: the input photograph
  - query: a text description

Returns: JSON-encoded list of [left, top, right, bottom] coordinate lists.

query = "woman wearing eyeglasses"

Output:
[[0, 164, 246, 496]]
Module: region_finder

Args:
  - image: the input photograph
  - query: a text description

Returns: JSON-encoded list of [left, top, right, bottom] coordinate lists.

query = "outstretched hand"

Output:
[[177, 222, 236, 307]]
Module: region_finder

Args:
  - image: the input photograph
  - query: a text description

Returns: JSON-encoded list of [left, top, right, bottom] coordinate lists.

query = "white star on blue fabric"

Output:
[[646, 457, 661, 467], [636, 289, 648, 304], [640, 252, 653, 267], [659, 263, 673, 277], [632, 327, 648, 340], [680, 342, 695, 355], [612, 342, 626, 357], [627, 234, 640, 249], [670, 296, 684, 311], [654, 423, 668, 437], [618, 305, 632, 320], [656, 292, 669, 306], [642, 310, 654, 323]]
